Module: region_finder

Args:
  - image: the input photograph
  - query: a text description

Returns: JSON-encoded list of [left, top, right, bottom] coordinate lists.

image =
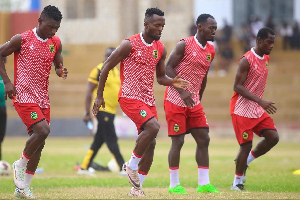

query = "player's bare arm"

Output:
[[156, 45, 190, 89], [166, 41, 194, 107], [92, 40, 131, 116], [0, 34, 22, 99], [234, 57, 277, 114], [54, 41, 68, 79], [83, 81, 97, 124]]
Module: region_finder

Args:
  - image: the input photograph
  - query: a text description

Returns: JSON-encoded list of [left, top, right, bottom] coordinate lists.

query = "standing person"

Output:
[[230, 27, 278, 191], [164, 14, 220, 194], [92, 8, 190, 197], [78, 47, 126, 176], [0, 56, 7, 162], [0, 5, 67, 199]]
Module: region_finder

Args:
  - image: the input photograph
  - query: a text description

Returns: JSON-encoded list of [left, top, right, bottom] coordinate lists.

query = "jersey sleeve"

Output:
[[88, 67, 100, 85]]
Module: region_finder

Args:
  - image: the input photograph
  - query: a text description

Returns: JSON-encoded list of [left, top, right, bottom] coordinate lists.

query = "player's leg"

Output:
[[231, 114, 254, 191], [251, 115, 279, 160], [168, 135, 187, 194], [79, 112, 105, 174], [233, 141, 252, 191], [191, 128, 219, 193], [13, 104, 50, 190], [164, 100, 187, 194], [187, 104, 219, 193], [129, 139, 156, 197], [0, 106, 7, 161], [101, 112, 125, 173], [120, 98, 159, 189]]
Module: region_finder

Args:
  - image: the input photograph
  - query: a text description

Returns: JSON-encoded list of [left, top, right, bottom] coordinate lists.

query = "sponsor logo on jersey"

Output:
[[174, 124, 180, 132], [207, 54, 211, 62], [243, 132, 248, 140], [49, 44, 55, 53], [140, 110, 148, 118], [138, 51, 142, 56], [265, 61, 269, 69], [30, 112, 38, 120], [153, 50, 158, 58]]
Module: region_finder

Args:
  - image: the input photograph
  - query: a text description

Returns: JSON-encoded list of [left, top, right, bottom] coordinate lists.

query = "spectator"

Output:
[[280, 22, 293, 50]]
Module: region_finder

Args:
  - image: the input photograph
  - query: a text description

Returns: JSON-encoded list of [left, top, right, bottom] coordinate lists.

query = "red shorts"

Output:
[[164, 100, 209, 136], [119, 97, 158, 133], [231, 112, 276, 145], [14, 103, 50, 132]]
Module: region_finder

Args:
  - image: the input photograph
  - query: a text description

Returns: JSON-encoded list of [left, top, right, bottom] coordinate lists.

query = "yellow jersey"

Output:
[[88, 63, 120, 114]]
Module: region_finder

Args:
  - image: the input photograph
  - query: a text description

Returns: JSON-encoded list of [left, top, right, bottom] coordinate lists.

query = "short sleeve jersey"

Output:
[[13, 28, 60, 108], [230, 48, 270, 118], [0, 76, 5, 106], [165, 36, 215, 107], [88, 63, 120, 114], [119, 33, 164, 106]]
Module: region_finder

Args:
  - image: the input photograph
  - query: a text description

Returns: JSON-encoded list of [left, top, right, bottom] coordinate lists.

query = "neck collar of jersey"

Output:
[[251, 48, 264, 60], [194, 35, 206, 49], [33, 27, 48, 42], [140, 32, 153, 47]]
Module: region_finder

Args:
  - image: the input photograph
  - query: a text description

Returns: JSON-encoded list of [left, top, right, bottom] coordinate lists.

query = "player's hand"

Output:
[[258, 99, 277, 114], [83, 114, 92, 124], [56, 63, 68, 80], [172, 73, 190, 89], [179, 90, 195, 108], [92, 96, 105, 116], [4, 82, 16, 100]]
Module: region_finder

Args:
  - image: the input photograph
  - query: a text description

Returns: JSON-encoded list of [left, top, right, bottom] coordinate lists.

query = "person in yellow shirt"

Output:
[[78, 47, 125, 176]]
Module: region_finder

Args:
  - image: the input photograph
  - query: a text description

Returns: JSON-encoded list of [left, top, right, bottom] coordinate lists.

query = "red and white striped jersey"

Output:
[[13, 28, 60, 108], [230, 48, 270, 118], [119, 33, 164, 106], [165, 36, 215, 107]]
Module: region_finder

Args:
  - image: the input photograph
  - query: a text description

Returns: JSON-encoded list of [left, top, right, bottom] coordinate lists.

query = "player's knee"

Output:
[[37, 126, 50, 139], [269, 133, 279, 146]]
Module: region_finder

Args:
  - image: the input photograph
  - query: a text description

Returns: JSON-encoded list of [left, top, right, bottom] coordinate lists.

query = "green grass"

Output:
[[1, 135, 300, 199]]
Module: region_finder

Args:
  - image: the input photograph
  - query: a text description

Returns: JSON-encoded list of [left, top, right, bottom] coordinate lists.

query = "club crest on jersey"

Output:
[[138, 51, 142, 56], [174, 124, 180, 132], [206, 54, 211, 62], [153, 50, 158, 58], [30, 112, 38, 120], [140, 110, 148, 118], [265, 61, 269, 69], [49, 44, 55, 53], [243, 132, 248, 140]]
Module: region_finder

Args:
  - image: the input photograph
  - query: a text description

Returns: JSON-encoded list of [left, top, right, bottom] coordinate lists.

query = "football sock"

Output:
[[138, 170, 147, 187], [128, 151, 141, 170], [24, 170, 34, 188], [169, 167, 180, 188], [233, 173, 243, 185], [247, 150, 257, 165], [18, 151, 31, 168], [198, 166, 210, 186]]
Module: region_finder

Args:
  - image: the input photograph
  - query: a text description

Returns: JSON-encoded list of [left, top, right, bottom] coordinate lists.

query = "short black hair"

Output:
[[196, 14, 215, 25], [145, 7, 164, 19], [40, 5, 62, 22], [257, 27, 275, 40]]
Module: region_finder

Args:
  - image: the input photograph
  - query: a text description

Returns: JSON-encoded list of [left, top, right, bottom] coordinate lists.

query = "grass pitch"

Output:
[[1, 135, 300, 199]]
